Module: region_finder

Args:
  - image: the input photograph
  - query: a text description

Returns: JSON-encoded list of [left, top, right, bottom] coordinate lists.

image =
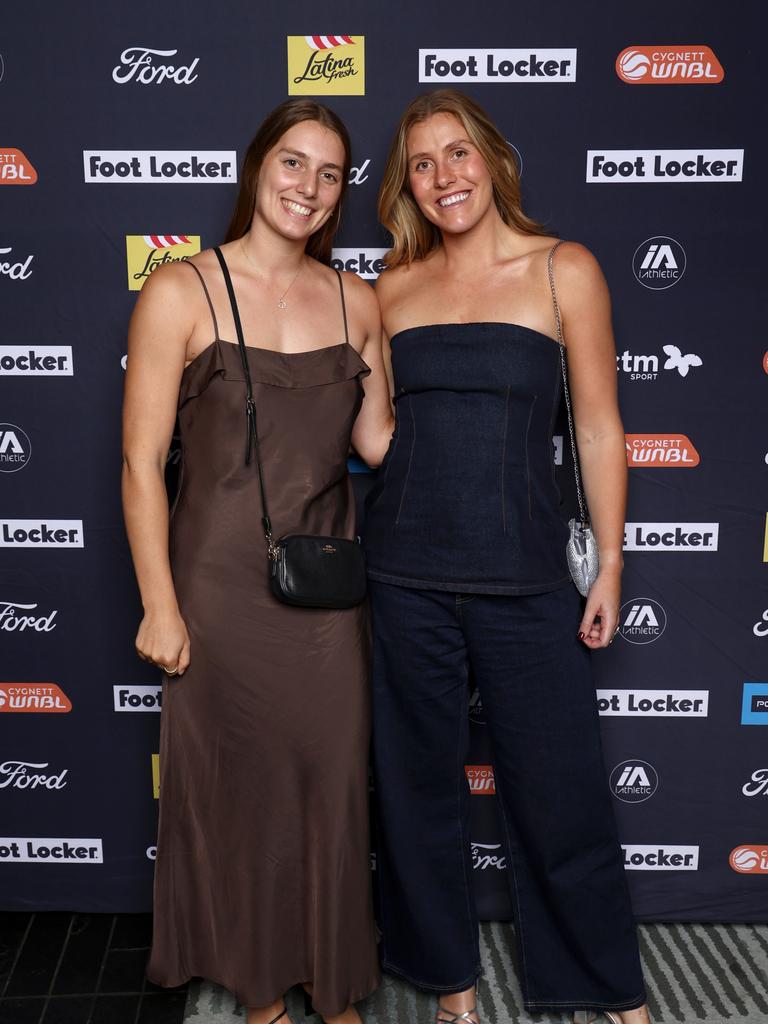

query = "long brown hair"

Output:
[[225, 99, 351, 265], [378, 89, 548, 267]]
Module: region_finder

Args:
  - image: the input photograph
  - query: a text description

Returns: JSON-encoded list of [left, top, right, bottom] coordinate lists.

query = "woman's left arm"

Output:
[[345, 272, 395, 467], [556, 243, 626, 650]]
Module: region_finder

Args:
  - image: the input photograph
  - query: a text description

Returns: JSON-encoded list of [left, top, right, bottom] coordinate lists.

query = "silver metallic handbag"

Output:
[[548, 242, 600, 597]]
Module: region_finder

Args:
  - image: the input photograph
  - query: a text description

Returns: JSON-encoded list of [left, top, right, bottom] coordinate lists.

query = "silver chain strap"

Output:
[[547, 240, 588, 525]]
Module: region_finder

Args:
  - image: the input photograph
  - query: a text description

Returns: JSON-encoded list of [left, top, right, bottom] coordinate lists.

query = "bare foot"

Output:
[[618, 1008, 652, 1024], [321, 1008, 362, 1024], [246, 1000, 289, 1024], [437, 985, 479, 1023]]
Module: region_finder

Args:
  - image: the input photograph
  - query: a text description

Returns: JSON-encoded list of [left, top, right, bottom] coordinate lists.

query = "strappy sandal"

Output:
[[573, 1012, 621, 1024], [436, 983, 480, 1024]]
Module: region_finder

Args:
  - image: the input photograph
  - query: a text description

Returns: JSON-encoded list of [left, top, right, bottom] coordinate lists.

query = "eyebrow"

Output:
[[408, 138, 473, 163], [278, 147, 343, 172]]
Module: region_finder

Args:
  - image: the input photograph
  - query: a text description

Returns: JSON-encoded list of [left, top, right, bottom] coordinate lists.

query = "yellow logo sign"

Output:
[[125, 234, 201, 291], [151, 753, 160, 799], [287, 35, 364, 95]]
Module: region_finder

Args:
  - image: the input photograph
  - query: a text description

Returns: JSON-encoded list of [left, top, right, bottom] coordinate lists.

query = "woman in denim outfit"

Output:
[[365, 89, 651, 1024]]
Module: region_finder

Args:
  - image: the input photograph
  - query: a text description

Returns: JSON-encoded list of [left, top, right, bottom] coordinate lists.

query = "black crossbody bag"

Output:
[[214, 247, 367, 610]]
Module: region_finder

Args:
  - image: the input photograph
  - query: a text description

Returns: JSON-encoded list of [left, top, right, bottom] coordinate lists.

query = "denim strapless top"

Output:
[[363, 322, 571, 594]]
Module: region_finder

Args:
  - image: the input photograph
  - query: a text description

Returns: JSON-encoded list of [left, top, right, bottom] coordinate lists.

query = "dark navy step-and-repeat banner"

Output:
[[2, 3, 767, 920]]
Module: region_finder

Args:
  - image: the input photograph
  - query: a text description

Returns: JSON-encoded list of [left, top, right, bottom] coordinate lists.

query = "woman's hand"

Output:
[[578, 566, 621, 649], [135, 607, 191, 676]]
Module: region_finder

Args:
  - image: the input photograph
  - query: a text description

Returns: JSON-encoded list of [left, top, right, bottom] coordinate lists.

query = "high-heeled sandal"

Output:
[[573, 1012, 621, 1024], [436, 981, 481, 1024]]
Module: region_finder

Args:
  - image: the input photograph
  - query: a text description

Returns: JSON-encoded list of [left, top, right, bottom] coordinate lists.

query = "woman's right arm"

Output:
[[122, 265, 195, 676]]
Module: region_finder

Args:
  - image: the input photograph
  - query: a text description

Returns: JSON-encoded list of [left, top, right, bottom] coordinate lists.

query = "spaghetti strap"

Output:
[[184, 260, 220, 341], [334, 269, 350, 345], [546, 240, 565, 349]]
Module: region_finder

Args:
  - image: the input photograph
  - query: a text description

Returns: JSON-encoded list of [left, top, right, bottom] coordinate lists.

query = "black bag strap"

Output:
[[334, 268, 350, 344], [213, 245, 276, 555], [547, 240, 589, 526]]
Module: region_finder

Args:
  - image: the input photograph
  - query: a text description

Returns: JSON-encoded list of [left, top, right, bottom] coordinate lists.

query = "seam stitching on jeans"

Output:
[[394, 395, 416, 526], [495, 782, 532, 1000], [380, 959, 483, 993]]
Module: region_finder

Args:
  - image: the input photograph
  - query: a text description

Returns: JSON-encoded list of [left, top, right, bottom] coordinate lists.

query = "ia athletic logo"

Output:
[[0, 424, 31, 472], [633, 237, 686, 289], [610, 760, 659, 803], [618, 598, 667, 643]]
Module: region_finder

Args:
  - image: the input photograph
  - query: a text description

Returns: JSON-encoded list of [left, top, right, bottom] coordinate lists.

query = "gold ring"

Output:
[[165, 665, 179, 676]]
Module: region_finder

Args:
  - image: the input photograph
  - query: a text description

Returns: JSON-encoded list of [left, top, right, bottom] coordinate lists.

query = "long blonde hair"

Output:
[[378, 89, 548, 267]]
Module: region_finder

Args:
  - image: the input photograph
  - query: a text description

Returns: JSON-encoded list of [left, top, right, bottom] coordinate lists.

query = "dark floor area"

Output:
[[0, 912, 187, 1024]]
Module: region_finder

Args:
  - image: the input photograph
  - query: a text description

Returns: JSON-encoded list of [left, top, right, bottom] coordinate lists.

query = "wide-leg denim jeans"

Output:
[[370, 580, 646, 1013]]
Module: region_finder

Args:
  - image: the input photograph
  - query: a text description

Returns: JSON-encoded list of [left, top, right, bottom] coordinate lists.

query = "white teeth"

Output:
[[438, 191, 470, 207], [283, 199, 313, 216]]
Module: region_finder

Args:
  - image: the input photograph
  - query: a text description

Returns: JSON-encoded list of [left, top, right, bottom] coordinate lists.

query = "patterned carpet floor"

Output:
[[183, 922, 768, 1023]]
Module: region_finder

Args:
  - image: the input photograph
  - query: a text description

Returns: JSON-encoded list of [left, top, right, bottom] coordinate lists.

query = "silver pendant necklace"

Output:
[[240, 239, 305, 310]]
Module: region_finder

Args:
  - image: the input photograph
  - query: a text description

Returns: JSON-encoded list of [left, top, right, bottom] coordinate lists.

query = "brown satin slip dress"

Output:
[[146, 254, 380, 1015]]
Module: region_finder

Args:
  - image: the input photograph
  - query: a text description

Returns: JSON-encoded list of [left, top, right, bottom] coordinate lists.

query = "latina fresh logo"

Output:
[[126, 234, 201, 291], [616, 46, 724, 84], [287, 36, 364, 96]]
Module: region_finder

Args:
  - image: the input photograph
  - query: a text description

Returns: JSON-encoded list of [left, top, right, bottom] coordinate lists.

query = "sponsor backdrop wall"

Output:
[[2, 2, 767, 920]]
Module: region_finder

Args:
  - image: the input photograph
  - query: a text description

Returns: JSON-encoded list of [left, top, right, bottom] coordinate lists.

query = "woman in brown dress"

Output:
[[122, 100, 392, 1024]]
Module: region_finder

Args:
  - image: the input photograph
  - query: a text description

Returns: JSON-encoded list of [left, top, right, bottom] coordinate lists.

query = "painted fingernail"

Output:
[[578, 631, 586, 640]]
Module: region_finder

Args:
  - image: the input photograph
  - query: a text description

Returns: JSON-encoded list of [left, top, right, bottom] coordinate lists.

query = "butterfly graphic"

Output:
[[662, 345, 702, 377]]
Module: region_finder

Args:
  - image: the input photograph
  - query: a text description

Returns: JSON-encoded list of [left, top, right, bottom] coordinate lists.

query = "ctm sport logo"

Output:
[[616, 46, 724, 84], [126, 234, 201, 290], [287, 36, 364, 95]]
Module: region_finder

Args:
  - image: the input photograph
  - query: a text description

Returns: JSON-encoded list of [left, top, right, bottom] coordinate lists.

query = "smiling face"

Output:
[[253, 120, 346, 242], [406, 112, 495, 236]]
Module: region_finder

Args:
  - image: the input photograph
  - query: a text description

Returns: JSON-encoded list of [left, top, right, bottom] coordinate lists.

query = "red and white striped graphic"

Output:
[[304, 36, 355, 51], [142, 234, 192, 249]]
